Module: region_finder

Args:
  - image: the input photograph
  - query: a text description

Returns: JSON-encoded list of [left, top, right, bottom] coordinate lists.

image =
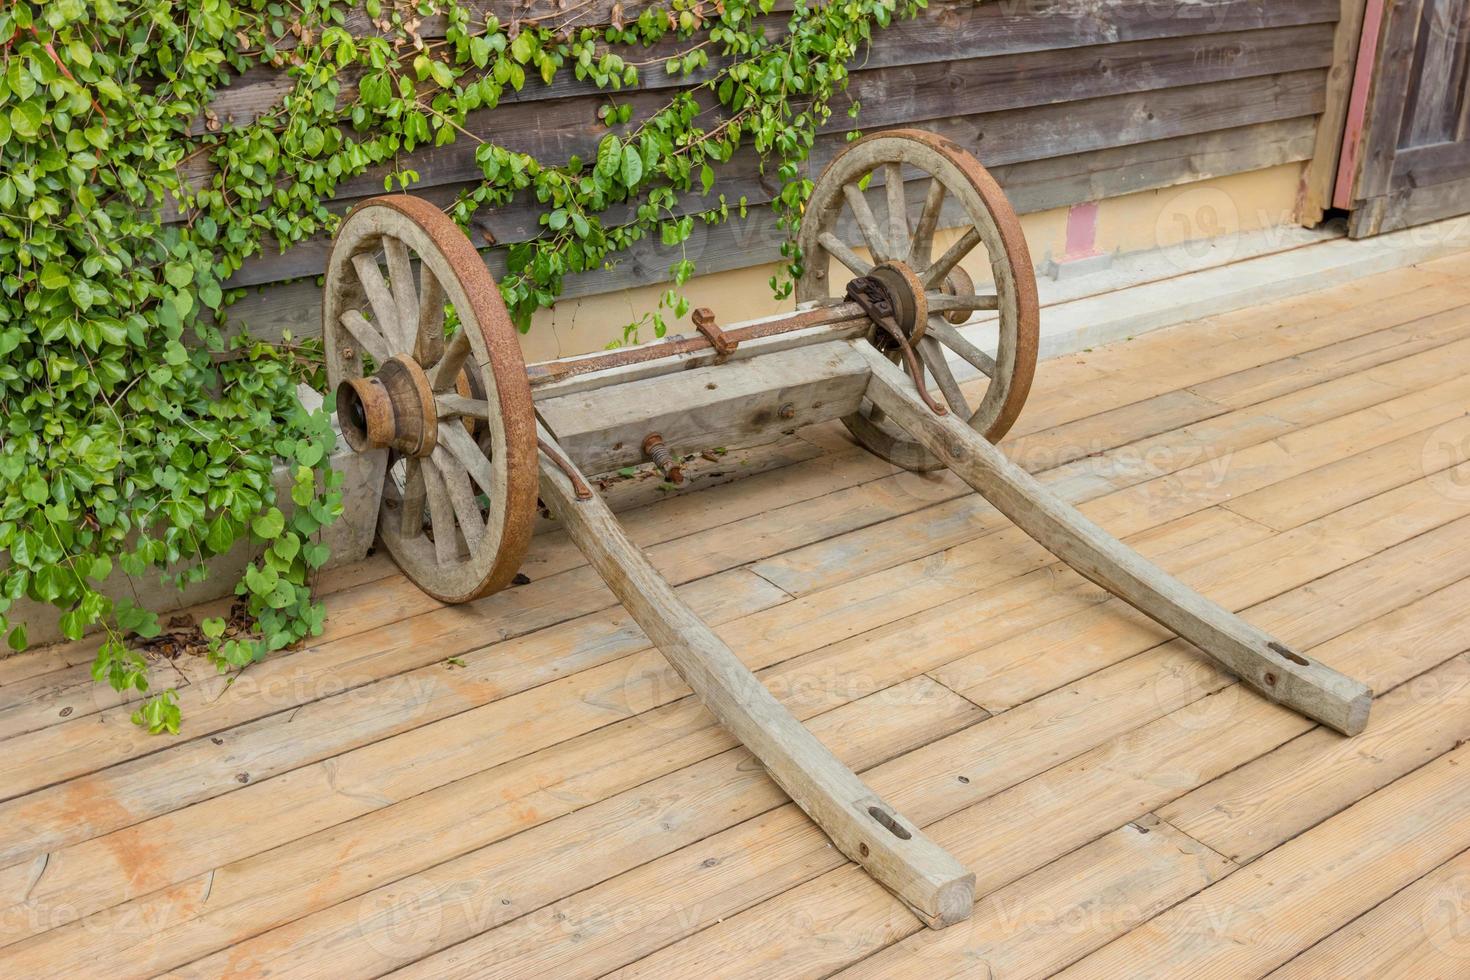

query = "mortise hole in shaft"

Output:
[[868, 806, 913, 840], [1268, 641, 1310, 666]]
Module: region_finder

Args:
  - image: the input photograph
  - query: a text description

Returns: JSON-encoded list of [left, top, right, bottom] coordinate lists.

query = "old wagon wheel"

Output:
[[323, 196, 538, 603], [797, 129, 1039, 470]]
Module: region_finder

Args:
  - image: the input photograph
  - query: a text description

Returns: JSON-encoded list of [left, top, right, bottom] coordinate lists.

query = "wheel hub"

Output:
[[866, 261, 929, 342], [336, 354, 438, 458]]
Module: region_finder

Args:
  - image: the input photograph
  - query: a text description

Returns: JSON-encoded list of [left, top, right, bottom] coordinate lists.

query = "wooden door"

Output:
[[1339, 0, 1470, 236]]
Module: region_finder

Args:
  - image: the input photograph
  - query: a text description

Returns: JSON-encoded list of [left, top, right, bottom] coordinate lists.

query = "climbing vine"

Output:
[[0, 0, 923, 730]]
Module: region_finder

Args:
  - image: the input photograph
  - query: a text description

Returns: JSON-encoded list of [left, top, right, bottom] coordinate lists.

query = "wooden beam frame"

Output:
[[535, 422, 976, 929], [855, 342, 1372, 736]]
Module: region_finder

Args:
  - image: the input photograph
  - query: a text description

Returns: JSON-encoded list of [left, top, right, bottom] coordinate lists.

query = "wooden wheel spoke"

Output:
[[817, 231, 873, 277], [416, 265, 447, 365], [429, 329, 471, 391], [922, 226, 982, 289], [340, 309, 390, 365], [842, 182, 889, 261], [927, 316, 996, 378], [918, 334, 970, 418], [435, 393, 490, 419], [418, 457, 459, 564], [927, 292, 999, 315], [398, 458, 427, 538], [432, 446, 486, 552], [352, 252, 407, 353], [910, 177, 945, 269], [383, 236, 420, 354], [438, 422, 498, 497], [884, 162, 908, 262]]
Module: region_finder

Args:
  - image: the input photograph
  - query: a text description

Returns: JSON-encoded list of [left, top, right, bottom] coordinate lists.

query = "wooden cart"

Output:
[[322, 129, 1372, 930]]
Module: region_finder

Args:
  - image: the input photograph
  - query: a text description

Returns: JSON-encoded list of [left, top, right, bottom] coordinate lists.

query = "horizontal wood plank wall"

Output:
[[213, 0, 1342, 339]]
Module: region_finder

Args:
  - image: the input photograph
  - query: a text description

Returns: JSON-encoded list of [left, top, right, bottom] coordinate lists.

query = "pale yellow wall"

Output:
[[516, 162, 1307, 363]]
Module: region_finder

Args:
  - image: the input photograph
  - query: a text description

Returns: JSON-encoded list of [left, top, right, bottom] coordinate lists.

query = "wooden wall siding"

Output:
[[214, 0, 1341, 338]]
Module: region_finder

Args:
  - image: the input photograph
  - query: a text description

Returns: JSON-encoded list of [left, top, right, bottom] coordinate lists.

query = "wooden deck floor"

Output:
[[5, 252, 1470, 978]]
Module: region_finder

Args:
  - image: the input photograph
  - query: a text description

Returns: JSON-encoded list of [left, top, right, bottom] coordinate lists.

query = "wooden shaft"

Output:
[[535, 423, 976, 929], [856, 342, 1373, 736]]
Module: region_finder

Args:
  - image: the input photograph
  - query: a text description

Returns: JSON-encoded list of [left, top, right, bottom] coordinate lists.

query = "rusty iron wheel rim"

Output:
[[324, 195, 537, 604], [797, 128, 1040, 470]]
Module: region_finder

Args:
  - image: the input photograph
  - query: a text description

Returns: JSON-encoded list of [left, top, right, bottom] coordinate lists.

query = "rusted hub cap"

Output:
[[336, 354, 439, 458], [867, 262, 931, 342]]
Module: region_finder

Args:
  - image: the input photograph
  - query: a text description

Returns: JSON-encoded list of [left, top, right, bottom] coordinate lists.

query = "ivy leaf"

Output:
[[429, 61, 455, 89], [40, 262, 69, 289], [206, 515, 234, 553], [596, 135, 621, 177], [10, 103, 42, 140], [252, 508, 286, 539], [164, 262, 193, 289], [7, 624, 26, 652], [620, 144, 643, 188], [510, 31, 535, 64]]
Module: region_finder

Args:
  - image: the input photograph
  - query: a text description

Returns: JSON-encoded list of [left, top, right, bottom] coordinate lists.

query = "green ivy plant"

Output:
[[0, 0, 923, 730]]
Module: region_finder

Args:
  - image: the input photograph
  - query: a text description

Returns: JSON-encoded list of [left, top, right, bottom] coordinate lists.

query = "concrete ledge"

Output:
[[948, 213, 1470, 373]]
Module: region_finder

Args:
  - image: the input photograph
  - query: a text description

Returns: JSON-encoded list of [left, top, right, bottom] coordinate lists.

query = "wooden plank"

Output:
[[1347, 0, 1422, 207], [534, 425, 976, 928], [158, 527, 1387, 979], [537, 342, 872, 475], [11, 514, 1252, 975], [1266, 846, 1470, 978], [223, 73, 1328, 334], [188, 23, 1333, 204], [2, 507, 1263, 974], [1059, 740, 1470, 978], [201, 0, 1340, 132], [844, 652, 1470, 980], [1222, 411, 1470, 530], [11, 279, 1470, 969], [6, 674, 981, 977], [222, 79, 1327, 303], [12, 402, 1464, 954], [837, 816, 1235, 979], [228, 491, 1470, 979], [472, 531, 1470, 980], [1160, 651, 1470, 862], [1297, 0, 1370, 224]]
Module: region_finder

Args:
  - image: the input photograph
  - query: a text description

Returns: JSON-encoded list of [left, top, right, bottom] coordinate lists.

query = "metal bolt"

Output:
[[642, 433, 684, 484], [343, 346, 356, 360], [778, 403, 796, 420]]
